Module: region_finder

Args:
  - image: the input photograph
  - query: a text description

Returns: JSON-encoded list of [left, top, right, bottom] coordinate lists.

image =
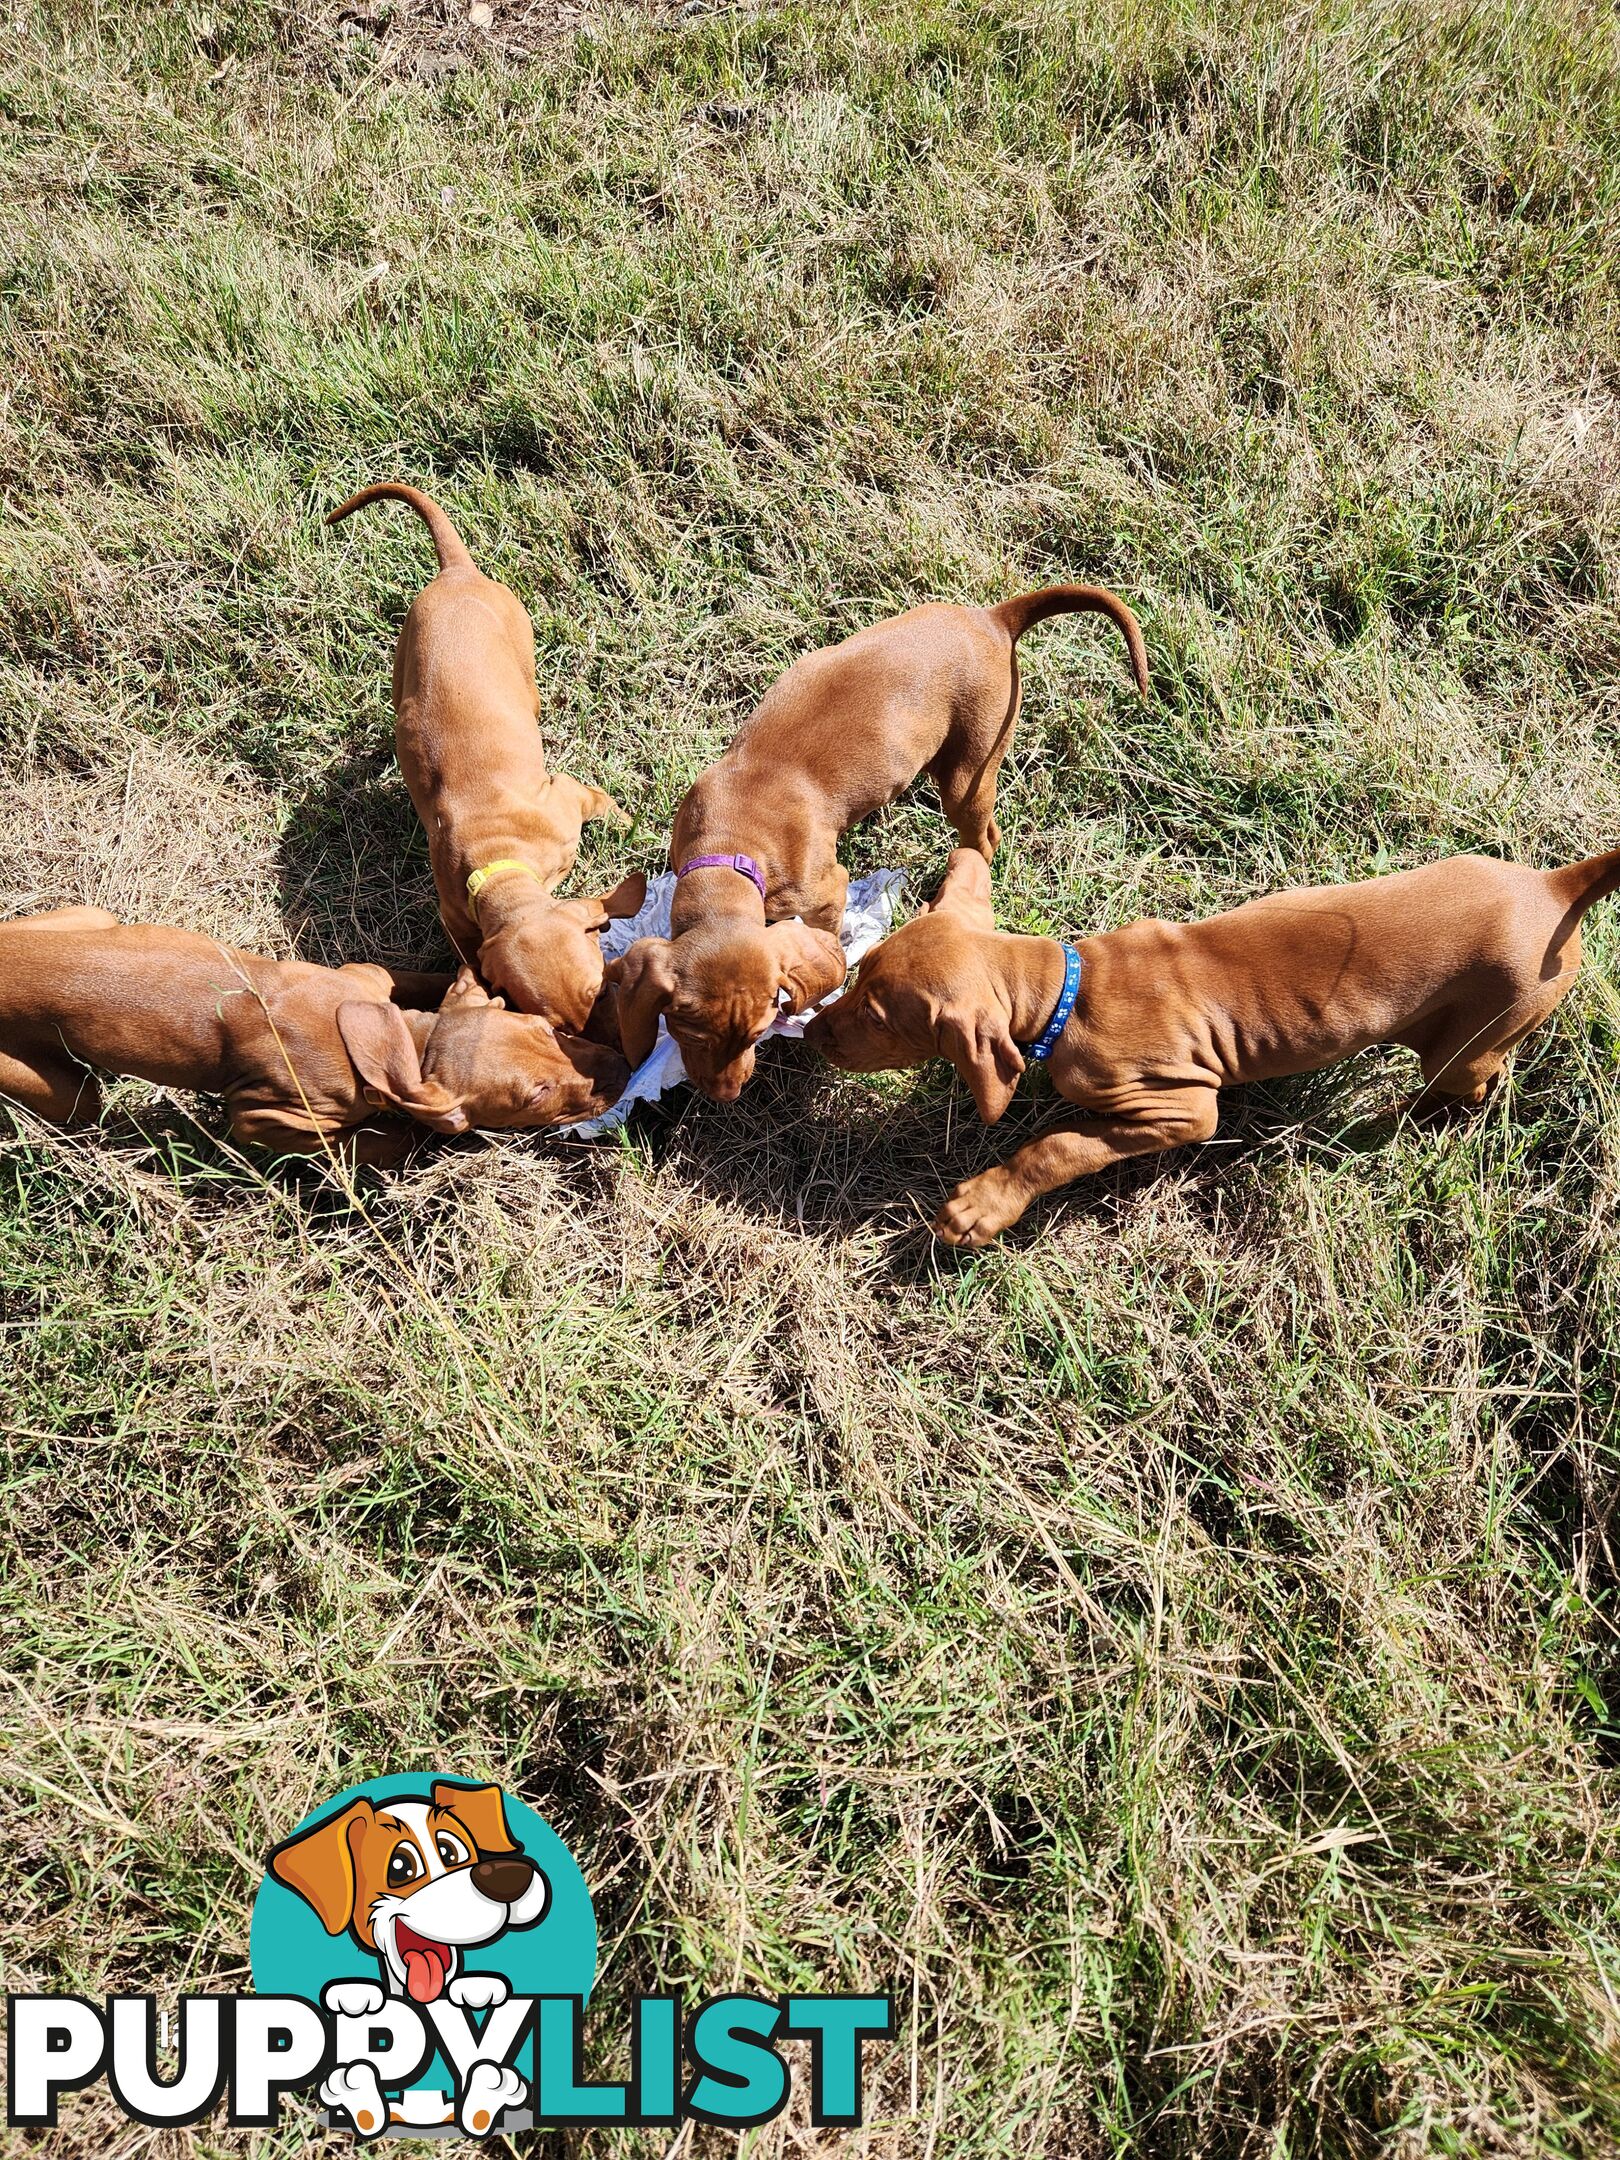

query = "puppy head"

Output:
[[806, 905, 1024, 1124], [607, 919, 845, 1100], [477, 873, 647, 1033], [268, 1784, 549, 2002], [420, 972, 628, 1129]]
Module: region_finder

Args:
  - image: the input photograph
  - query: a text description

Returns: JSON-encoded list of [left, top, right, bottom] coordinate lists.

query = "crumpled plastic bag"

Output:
[[571, 868, 906, 1138]]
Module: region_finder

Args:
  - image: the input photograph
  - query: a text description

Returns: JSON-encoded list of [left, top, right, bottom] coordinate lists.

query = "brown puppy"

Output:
[[0, 909, 628, 1163], [609, 585, 1149, 1101], [809, 846, 1620, 1246], [326, 483, 645, 1029]]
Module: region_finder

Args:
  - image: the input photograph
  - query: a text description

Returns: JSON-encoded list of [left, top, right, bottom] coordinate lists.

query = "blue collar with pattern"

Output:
[[1018, 941, 1082, 1062]]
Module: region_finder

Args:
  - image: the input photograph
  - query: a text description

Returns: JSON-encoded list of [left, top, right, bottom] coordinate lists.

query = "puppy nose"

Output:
[[471, 1854, 535, 1903]]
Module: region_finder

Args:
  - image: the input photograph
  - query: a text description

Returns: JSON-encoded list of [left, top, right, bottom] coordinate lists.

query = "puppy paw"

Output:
[[460, 2060, 526, 2136], [321, 2062, 389, 2139], [448, 1972, 510, 2011], [934, 1175, 1024, 1248], [322, 1979, 385, 2018]]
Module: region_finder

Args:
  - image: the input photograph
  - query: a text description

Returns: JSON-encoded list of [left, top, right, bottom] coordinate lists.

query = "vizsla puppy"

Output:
[[808, 846, 1620, 1246], [327, 483, 645, 1030], [0, 910, 628, 1163], [609, 584, 1149, 1100]]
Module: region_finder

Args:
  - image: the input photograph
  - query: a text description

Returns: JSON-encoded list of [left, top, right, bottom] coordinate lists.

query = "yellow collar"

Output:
[[466, 859, 545, 923]]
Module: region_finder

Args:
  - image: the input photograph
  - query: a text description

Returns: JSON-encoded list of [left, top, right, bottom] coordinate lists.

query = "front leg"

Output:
[[460, 2061, 526, 2137], [321, 2062, 389, 2139], [935, 1091, 1218, 1248], [341, 1118, 432, 1169], [784, 862, 848, 934], [229, 1107, 422, 1170], [448, 1973, 510, 2011]]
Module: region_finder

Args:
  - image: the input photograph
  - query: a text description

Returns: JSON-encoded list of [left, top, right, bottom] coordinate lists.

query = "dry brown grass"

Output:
[[3, 0, 1620, 2153]]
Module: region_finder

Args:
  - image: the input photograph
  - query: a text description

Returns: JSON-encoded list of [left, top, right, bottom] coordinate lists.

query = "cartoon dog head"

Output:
[[267, 1783, 550, 2004]]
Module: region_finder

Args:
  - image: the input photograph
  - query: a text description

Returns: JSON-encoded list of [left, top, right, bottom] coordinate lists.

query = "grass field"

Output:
[[4, 0, 1620, 2151]]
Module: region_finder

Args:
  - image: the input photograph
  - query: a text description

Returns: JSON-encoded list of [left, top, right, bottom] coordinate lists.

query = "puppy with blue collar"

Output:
[[809, 843, 1620, 1246]]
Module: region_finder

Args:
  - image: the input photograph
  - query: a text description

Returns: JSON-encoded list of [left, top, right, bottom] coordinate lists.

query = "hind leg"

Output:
[[934, 759, 1004, 861], [929, 661, 1021, 862], [1411, 990, 1568, 1108], [0, 1049, 103, 1127]]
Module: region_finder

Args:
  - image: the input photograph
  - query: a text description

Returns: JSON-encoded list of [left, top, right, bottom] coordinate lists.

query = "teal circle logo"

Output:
[[249, 1774, 594, 2132]]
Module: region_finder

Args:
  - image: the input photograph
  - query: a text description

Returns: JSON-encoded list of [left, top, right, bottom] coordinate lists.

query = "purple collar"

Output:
[[677, 851, 767, 902]]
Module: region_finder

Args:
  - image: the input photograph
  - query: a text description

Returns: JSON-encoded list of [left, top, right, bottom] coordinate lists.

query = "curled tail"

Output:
[[989, 583, 1150, 699], [324, 482, 473, 573], [1549, 847, 1620, 917]]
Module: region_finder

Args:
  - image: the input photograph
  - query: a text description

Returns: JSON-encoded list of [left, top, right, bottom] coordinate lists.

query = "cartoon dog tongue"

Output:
[[396, 1924, 452, 2003]]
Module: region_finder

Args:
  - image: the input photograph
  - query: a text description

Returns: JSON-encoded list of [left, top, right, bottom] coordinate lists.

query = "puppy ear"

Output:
[[432, 1781, 518, 1856], [937, 1006, 1025, 1124], [599, 870, 647, 919], [267, 1799, 371, 1935], [553, 775, 623, 826], [607, 937, 676, 1067], [336, 1002, 472, 1135], [558, 867, 648, 935], [925, 849, 995, 928], [767, 920, 847, 1015]]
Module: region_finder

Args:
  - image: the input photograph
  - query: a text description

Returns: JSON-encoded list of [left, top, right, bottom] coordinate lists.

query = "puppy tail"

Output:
[[1548, 847, 1620, 917], [324, 482, 474, 572], [990, 584, 1149, 698]]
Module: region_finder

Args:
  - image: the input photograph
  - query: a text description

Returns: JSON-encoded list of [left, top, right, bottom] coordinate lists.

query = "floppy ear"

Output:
[[767, 920, 847, 1015], [937, 1006, 1025, 1124], [558, 870, 649, 936], [604, 937, 676, 1067], [336, 1002, 472, 1135], [433, 1781, 519, 1857], [553, 775, 624, 826], [267, 1799, 371, 1935], [925, 849, 996, 929], [599, 870, 647, 919]]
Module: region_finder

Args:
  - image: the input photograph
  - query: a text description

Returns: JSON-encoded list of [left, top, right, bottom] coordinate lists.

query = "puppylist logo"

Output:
[[6, 1773, 893, 2139]]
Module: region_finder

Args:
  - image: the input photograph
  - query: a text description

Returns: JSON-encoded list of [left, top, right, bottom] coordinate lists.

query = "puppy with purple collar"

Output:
[[808, 844, 1620, 1247], [607, 583, 1148, 1101]]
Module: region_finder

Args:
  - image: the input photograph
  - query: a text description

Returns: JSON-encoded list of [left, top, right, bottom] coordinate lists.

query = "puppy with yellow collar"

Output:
[[327, 482, 645, 1031]]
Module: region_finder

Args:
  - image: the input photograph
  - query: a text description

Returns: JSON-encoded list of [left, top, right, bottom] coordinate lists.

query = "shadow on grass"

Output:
[[595, 1044, 1443, 1272], [275, 745, 452, 974]]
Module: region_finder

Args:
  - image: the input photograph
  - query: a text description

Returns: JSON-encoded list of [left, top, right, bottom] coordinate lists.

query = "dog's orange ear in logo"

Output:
[[268, 1799, 372, 1934], [432, 1781, 517, 1855]]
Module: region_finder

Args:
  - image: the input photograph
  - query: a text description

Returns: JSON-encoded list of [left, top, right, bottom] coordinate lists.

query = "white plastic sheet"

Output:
[[572, 868, 907, 1137]]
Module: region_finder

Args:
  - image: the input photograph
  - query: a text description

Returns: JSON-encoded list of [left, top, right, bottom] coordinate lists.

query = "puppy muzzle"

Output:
[[472, 1853, 536, 1903]]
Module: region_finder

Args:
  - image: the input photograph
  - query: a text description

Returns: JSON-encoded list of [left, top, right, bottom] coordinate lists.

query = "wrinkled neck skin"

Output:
[[446, 787, 580, 901], [401, 1008, 439, 1063], [475, 875, 558, 953], [669, 863, 769, 942], [991, 933, 1071, 1046]]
